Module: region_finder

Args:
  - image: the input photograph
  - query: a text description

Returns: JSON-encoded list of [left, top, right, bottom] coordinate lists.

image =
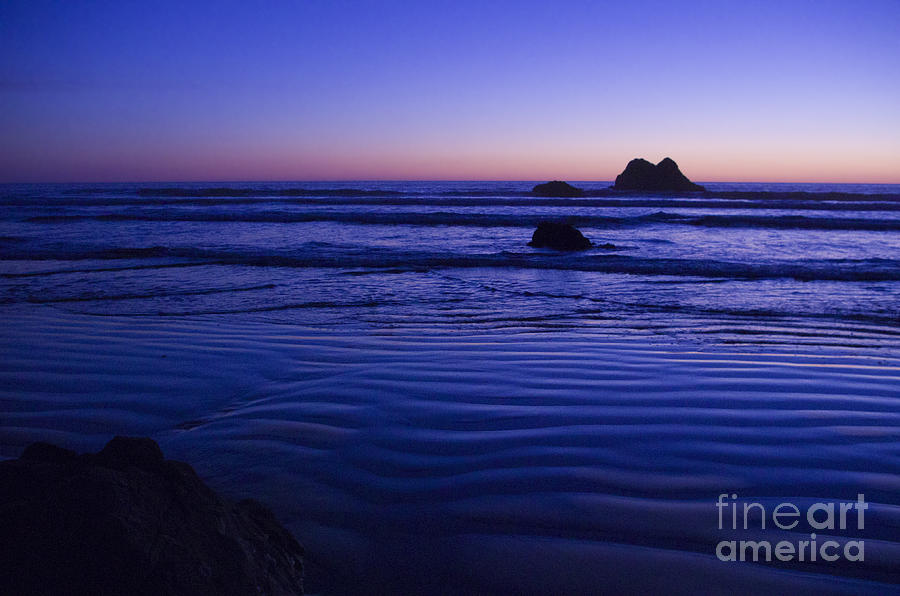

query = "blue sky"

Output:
[[1, 0, 898, 182]]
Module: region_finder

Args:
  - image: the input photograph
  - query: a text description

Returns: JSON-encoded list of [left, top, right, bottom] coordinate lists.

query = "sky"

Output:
[[1, 0, 898, 183]]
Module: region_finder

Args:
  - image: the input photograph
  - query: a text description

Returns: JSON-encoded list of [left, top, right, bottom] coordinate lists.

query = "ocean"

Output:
[[2, 181, 899, 593]]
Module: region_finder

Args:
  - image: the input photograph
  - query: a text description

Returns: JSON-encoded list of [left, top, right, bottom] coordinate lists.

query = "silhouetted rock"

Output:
[[528, 222, 592, 250], [532, 180, 584, 197], [613, 157, 705, 192], [0, 436, 304, 596]]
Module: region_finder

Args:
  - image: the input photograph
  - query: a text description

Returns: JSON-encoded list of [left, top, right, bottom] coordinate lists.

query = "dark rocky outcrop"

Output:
[[528, 222, 592, 250], [613, 157, 705, 192], [532, 180, 584, 197], [0, 437, 304, 596]]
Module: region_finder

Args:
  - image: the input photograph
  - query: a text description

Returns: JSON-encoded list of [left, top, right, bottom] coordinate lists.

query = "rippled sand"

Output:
[[2, 308, 898, 594]]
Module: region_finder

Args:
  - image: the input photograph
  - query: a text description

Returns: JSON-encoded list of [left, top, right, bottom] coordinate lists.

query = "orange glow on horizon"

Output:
[[4, 139, 898, 184]]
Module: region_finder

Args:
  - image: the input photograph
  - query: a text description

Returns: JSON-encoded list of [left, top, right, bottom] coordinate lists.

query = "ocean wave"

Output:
[[5, 245, 900, 282], [687, 214, 900, 230], [7, 195, 900, 212], [123, 187, 900, 201], [24, 210, 900, 231], [0, 261, 213, 278]]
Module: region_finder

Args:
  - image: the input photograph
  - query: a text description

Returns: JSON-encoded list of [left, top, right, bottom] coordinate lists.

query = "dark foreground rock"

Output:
[[532, 180, 584, 197], [0, 437, 304, 596], [528, 222, 592, 250], [613, 157, 705, 192]]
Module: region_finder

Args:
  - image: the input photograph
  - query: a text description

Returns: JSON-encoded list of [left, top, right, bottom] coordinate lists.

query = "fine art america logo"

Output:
[[715, 493, 867, 562]]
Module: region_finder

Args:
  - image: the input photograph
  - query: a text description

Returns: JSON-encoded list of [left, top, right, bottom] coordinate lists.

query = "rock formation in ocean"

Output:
[[528, 222, 592, 250], [612, 157, 705, 192], [532, 180, 584, 197], [0, 436, 304, 596]]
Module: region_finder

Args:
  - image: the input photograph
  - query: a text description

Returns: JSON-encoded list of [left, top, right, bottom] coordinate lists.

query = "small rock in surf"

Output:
[[528, 222, 593, 251]]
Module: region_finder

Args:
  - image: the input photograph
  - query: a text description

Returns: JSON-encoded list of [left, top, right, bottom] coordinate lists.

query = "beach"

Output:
[[2, 181, 899, 593]]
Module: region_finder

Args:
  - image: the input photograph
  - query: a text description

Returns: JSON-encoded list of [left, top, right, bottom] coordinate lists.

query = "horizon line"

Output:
[[3, 178, 900, 186]]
